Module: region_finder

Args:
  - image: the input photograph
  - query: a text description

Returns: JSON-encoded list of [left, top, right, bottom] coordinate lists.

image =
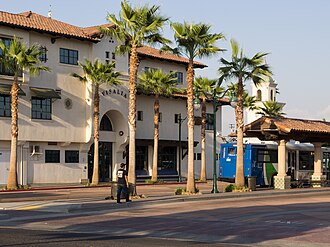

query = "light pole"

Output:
[[177, 114, 186, 182], [194, 88, 236, 193]]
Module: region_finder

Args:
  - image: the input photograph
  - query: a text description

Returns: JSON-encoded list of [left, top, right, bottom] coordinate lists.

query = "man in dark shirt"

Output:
[[116, 163, 130, 203]]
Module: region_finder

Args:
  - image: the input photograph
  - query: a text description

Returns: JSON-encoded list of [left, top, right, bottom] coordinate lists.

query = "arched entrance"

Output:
[[88, 142, 112, 182]]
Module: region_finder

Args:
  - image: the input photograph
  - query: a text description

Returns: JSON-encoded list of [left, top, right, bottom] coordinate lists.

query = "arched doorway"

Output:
[[88, 142, 112, 182]]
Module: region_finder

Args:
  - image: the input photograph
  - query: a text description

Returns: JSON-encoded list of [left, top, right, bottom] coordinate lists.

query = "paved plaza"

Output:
[[1, 182, 330, 246]]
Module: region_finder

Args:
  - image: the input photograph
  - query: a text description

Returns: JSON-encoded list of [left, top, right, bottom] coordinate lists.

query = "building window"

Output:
[[205, 113, 214, 130], [137, 111, 143, 121], [270, 90, 274, 101], [105, 51, 110, 59], [45, 150, 60, 163], [136, 146, 148, 170], [170, 71, 184, 84], [59, 48, 78, 65], [256, 90, 262, 101], [175, 72, 184, 84], [174, 113, 180, 123], [0, 37, 15, 76], [159, 146, 177, 170], [159, 112, 162, 123], [39, 46, 48, 62], [65, 150, 79, 163], [112, 52, 116, 59], [0, 94, 11, 117], [31, 97, 52, 120], [145, 67, 157, 72], [105, 60, 110, 64], [100, 115, 113, 131], [197, 153, 201, 160]]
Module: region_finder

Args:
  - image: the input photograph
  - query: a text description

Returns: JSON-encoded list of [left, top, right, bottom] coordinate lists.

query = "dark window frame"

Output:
[[65, 150, 79, 163], [174, 114, 180, 123], [45, 150, 60, 163], [158, 146, 177, 170], [136, 146, 148, 170], [59, 48, 78, 65], [0, 94, 11, 117], [39, 46, 48, 62], [0, 37, 15, 76], [170, 71, 184, 84], [31, 97, 52, 120], [205, 113, 214, 130], [137, 111, 143, 121], [100, 115, 113, 131]]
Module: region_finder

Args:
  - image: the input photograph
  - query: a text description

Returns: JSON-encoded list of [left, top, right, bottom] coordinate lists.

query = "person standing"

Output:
[[116, 163, 131, 203]]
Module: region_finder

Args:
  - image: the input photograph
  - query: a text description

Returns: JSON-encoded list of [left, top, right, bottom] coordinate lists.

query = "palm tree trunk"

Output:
[[151, 95, 159, 182], [91, 84, 100, 185], [186, 60, 196, 193], [235, 78, 245, 187], [128, 45, 139, 188], [7, 77, 19, 189], [200, 97, 206, 182]]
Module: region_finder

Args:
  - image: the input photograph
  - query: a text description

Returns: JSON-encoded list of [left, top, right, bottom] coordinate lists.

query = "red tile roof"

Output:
[[0, 11, 207, 67], [264, 117, 330, 134], [82, 24, 114, 38], [244, 116, 330, 142], [137, 46, 206, 68], [0, 11, 97, 41]]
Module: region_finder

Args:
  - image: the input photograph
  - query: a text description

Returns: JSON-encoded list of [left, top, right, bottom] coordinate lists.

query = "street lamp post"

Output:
[[194, 88, 236, 193], [177, 114, 186, 182], [211, 88, 219, 193]]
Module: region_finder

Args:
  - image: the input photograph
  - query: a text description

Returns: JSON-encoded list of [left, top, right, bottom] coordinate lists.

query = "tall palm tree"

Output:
[[256, 101, 285, 117], [227, 82, 258, 110], [218, 39, 272, 187], [138, 69, 177, 182], [101, 0, 170, 187], [71, 59, 121, 185], [165, 23, 225, 192], [194, 76, 218, 182], [0, 37, 49, 189]]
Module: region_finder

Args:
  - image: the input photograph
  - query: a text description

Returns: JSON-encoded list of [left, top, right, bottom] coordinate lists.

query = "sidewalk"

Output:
[[1, 180, 330, 205]]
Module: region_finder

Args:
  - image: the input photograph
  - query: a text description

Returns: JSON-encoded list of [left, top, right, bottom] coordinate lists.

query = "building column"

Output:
[[274, 139, 291, 189], [311, 142, 326, 187]]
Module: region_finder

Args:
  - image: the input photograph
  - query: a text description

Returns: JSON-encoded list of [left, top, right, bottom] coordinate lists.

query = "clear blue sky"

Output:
[[2, 0, 330, 134]]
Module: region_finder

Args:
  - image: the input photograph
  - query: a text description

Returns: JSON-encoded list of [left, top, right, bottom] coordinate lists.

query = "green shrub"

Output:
[[224, 184, 251, 192], [224, 184, 234, 192], [145, 179, 164, 184], [174, 187, 183, 195]]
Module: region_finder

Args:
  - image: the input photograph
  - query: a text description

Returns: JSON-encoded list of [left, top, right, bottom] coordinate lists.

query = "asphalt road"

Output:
[[0, 228, 244, 247], [1, 189, 330, 247]]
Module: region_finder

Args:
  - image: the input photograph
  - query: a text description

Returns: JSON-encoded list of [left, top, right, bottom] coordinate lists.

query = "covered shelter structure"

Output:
[[244, 117, 330, 189]]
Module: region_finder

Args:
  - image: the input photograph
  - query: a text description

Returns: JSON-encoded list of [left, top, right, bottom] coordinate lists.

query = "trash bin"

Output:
[[247, 176, 257, 191]]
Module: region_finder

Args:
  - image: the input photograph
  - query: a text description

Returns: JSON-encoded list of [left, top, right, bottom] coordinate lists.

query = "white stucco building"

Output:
[[0, 11, 227, 185]]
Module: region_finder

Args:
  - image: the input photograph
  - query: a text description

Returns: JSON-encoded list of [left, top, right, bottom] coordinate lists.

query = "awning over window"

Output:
[[30, 87, 61, 99], [0, 83, 26, 96]]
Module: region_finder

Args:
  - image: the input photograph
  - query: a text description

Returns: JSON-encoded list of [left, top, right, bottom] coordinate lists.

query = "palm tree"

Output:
[[218, 39, 272, 187], [101, 0, 170, 187], [194, 76, 218, 182], [256, 101, 285, 117], [138, 69, 177, 182], [227, 82, 258, 110], [71, 59, 121, 185], [165, 23, 225, 192], [0, 37, 49, 189]]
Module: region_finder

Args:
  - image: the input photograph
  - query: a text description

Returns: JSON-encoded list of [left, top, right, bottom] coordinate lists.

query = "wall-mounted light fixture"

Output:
[[119, 131, 124, 136]]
